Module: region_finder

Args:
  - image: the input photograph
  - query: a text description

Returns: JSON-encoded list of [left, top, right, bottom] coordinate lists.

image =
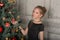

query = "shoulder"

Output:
[[39, 24, 44, 28], [38, 24, 44, 31]]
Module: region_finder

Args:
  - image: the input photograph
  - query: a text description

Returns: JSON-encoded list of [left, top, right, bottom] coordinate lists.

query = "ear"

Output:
[[40, 14, 43, 18]]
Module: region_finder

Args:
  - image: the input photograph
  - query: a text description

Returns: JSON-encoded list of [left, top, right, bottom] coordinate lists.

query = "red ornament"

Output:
[[5, 22, 10, 27], [0, 2, 4, 7], [11, 37, 16, 40], [11, 18, 16, 24], [0, 26, 3, 33], [12, 18, 16, 22]]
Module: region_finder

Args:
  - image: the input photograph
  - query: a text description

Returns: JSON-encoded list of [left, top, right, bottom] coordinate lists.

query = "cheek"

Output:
[[32, 13, 35, 17], [32, 13, 40, 18], [32, 13, 36, 17]]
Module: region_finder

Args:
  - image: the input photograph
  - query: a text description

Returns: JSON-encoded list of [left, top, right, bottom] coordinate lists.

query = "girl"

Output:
[[19, 6, 47, 40]]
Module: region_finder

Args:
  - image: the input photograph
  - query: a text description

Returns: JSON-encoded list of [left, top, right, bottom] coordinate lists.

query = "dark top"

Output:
[[28, 21, 44, 40]]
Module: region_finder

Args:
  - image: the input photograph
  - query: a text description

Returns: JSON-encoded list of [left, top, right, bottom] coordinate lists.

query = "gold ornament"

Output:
[[15, 28, 18, 32], [21, 38, 23, 40], [17, 16, 20, 19], [8, 11, 12, 14], [21, 37, 24, 40], [5, 37, 8, 40], [8, 0, 16, 3], [2, 17, 6, 20]]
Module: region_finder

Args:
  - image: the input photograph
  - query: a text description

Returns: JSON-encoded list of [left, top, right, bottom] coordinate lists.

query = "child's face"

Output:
[[32, 8, 42, 19]]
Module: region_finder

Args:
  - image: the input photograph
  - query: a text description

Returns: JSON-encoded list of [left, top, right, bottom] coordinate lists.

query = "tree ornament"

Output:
[[8, 11, 12, 14], [17, 16, 20, 19], [0, 2, 4, 7], [8, 0, 16, 3], [5, 22, 10, 28], [11, 18, 16, 22], [5, 37, 9, 40], [15, 28, 18, 32], [0, 26, 3, 33], [11, 18, 18, 25], [11, 37, 16, 40], [2, 17, 6, 20], [12, 21, 18, 25], [11, 18, 16, 24], [21, 36, 24, 40]]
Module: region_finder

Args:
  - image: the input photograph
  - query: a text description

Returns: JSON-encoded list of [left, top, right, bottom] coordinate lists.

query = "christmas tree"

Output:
[[0, 0, 24, 40]]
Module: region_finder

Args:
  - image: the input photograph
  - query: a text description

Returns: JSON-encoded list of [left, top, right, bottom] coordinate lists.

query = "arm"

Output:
[[19, 26, 28, 36], [39, 31, 44, 40]]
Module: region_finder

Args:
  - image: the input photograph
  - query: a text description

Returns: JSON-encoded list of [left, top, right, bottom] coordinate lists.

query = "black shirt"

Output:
[[28, 21, 44, 40]]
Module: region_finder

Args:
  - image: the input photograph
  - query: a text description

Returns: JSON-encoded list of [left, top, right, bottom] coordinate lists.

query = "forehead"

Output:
[[33, 8, 42, 12]]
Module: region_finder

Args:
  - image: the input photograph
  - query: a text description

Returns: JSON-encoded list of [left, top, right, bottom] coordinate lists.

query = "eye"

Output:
[[36, 12, 39, 14]]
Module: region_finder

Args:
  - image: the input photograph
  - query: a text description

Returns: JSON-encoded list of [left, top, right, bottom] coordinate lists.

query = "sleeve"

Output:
[[39, 24, 44, 31]]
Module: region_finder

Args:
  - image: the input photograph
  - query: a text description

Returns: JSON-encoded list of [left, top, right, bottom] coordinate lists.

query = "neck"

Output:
[[32, 18, 42, 24], [32, 18, 41, 22]]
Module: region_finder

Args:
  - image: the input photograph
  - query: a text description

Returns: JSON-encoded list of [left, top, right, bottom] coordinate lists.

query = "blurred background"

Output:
[[16, 0, 60, 40]]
